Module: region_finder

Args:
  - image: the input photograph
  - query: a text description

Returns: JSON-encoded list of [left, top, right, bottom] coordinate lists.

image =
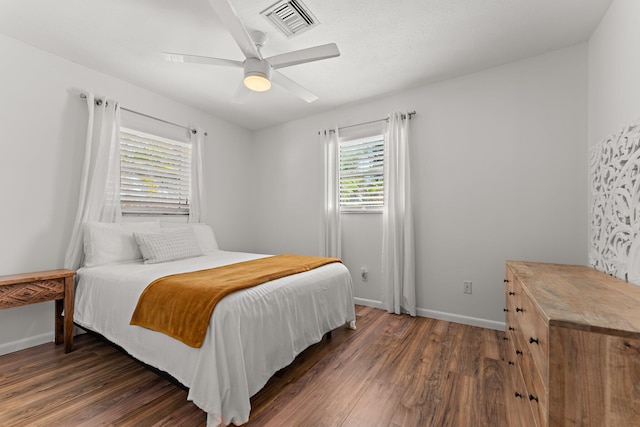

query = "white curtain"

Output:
[[382, 112, 416, 315], [64, 93, 122, 270], [189, 127, 206, 223], [322, 128, 341, 258]]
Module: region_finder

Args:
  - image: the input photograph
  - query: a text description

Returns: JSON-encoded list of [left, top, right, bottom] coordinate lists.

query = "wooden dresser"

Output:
[[504, 261, 640, 427], [0, 269, 75, 353]]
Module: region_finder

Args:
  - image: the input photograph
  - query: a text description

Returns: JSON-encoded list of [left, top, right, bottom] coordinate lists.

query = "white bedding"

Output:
[[74, 251, 356, 426]]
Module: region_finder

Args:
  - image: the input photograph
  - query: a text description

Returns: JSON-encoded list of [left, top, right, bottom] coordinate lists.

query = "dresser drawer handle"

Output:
[[503, 308, 509, 312], [508, 291, 515, 295], [515, 392, 523, 398], [529, 337, 539, 345], [516, 307, 523, 312], [516, 350, 523, 356], [529, 394, 539, 403], [503, 337, 509, 341], [504, 279, 509, 283], [509, 327, 515, 331], [508, 361, 515, 366]]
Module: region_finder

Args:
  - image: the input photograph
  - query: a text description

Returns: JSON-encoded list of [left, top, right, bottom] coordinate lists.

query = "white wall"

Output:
[[0, 34, 254, 355], [588, 0, 640, 148], [252, 45, 588, 328]]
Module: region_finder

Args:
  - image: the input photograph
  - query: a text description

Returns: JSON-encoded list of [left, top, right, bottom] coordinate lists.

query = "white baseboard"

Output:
[[416, 308, 505, 331], [354, 298, 505, 331], [0, 332, 53, 356], [354, 297, 385, 309]]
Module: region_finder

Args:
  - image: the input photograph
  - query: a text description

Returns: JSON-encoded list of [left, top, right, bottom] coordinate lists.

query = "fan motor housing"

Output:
[[244, 58, 272, 91]]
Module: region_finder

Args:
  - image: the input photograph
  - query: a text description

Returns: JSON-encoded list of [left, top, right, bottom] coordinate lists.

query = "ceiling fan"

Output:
[[162, 0, 340, 103]]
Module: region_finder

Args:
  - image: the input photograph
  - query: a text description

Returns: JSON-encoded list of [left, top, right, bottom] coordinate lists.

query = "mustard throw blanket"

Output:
[[130, 254, 342, 347]]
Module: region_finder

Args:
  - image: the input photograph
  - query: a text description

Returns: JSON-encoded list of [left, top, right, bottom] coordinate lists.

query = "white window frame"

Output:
[[339, 133, 385, 213], [119, 127, 191, 216]]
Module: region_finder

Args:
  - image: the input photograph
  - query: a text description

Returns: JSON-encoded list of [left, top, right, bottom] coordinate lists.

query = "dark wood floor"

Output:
[[0, 306, 517, 426]]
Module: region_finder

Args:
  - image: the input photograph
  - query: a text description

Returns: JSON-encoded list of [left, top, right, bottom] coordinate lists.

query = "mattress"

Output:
[[74, 251, 356, 426]]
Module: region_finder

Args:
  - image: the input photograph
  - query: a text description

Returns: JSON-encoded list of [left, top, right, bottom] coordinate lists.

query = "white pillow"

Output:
[[161, 222, 219, 253], [191, 223, 219, 253], [83, 221, 161, 267], [134, 227, 203, 264]]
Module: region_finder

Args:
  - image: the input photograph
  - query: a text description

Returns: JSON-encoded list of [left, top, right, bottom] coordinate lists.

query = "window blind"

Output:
[[120, 128, 191, 216], [339, 134, 384, 211]]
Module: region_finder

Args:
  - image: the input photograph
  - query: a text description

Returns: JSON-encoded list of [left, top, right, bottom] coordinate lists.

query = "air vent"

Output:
[[260, 0, 319, 38]]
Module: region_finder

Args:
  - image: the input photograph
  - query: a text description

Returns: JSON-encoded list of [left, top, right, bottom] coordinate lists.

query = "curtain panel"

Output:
[[321, 128, 341, 258], [382, 112, 416, 315], [189, 127, 206, 223], [64, 93, 122, 270]]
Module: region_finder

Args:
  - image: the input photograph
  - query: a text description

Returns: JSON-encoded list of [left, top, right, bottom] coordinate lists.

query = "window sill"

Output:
[[340, 209, 383, 215]]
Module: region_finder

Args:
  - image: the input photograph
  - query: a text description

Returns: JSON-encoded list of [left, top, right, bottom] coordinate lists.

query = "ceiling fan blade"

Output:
[[162, 52, 243, 68], [207, 0, 261, 59], [232, 82, 251, 104], [267, 43, 340, 69], [272, 70, 319, 103]]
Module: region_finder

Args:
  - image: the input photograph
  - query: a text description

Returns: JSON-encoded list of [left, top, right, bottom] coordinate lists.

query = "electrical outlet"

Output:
[[464, 281, 472, 294], [360, 268, 368, 281]]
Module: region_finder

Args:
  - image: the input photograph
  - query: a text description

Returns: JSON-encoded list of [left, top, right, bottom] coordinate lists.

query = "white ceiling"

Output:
[[0, 0, 612, 130]]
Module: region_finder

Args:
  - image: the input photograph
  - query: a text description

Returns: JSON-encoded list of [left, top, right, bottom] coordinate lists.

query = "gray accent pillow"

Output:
[[134, 227, 203, 264]]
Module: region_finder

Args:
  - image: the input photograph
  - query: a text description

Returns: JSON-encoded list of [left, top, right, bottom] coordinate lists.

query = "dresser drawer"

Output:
[[515, 285, 549, 389], [505, 268, 516, 301], [506, 277, 527, 351], [513, 327, 548, 427], [504, 268, 520, 333], [508, 357, 537, 427], [505, 328, 519, 365]]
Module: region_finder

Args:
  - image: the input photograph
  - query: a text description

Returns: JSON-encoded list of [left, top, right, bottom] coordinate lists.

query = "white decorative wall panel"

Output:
[[590, 119, 640, 278]]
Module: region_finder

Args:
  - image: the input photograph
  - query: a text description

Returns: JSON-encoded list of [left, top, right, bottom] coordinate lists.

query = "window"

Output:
[[120, 128, 191, 216], [339, 134, 384, 212]]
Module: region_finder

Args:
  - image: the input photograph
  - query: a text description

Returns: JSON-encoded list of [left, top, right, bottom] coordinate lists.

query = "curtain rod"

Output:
[[318, 111, 416, 135], [79, 93, 207, 136]]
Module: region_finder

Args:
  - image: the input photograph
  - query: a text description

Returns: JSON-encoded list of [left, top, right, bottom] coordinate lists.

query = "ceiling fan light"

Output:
[[244, 73, 271, 92]]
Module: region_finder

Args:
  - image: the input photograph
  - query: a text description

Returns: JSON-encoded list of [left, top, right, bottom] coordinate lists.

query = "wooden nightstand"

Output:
[[0, 269, 75, 353]]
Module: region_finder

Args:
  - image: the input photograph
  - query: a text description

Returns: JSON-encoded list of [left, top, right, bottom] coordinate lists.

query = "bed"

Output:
[[73, 222, 356, 426]]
